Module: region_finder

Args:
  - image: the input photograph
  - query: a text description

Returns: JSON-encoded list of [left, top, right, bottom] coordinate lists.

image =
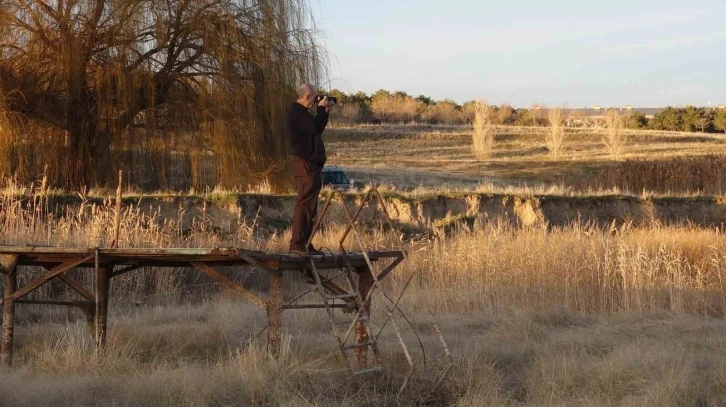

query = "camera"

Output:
[[315, 95, 337, 104]]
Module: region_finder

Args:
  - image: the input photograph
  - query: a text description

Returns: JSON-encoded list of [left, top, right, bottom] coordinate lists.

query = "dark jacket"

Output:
[[287, 102, 329, 168]]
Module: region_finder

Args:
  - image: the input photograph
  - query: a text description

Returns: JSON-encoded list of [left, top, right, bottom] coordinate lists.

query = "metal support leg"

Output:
[[95, 267, 111, 351], [356, 266, 374, 366], [1, 265, 17, 367], [267, 271, 283, 356]]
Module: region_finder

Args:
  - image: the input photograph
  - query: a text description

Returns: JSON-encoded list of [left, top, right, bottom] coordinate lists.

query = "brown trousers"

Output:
[[289, 157, 323, 251]]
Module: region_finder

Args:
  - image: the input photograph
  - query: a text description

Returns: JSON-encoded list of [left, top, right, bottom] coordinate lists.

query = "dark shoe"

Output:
[[307, 246, 324, 256]]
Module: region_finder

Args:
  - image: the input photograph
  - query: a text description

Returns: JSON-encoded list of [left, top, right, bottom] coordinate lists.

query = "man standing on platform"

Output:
[[287, 83, 335, 255]]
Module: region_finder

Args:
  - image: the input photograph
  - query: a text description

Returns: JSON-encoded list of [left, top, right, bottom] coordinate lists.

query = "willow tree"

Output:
[[0, 0, 322, 189]]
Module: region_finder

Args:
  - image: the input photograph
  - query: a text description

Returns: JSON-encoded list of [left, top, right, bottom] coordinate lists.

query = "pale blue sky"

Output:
[[314, 0, 726, 107]]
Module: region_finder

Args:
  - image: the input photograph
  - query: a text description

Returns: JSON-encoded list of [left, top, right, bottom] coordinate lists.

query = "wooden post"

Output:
[[267, 271, 283, 356], [1, 258, 18, 367], [356, 266, 374, 365], [95, 267, 111, 351], [111, 170, 123, 248]]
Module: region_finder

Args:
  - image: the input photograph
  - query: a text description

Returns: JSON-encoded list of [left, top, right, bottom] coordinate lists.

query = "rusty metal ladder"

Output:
[[306, 188, 420, 393], [305, 253, 384, 377]]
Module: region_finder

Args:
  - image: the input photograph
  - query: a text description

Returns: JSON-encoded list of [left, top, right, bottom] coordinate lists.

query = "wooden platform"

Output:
[[0, 246, 403, 271], [0, 246, 405, 367]]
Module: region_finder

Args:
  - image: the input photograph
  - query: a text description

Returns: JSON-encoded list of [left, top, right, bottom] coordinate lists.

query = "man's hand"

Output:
[[318, 96, 335, 112]]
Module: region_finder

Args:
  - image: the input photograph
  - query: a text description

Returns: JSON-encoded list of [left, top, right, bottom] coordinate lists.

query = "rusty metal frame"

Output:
[[305, 189, 415, 392], [306, 187, 451, 394]]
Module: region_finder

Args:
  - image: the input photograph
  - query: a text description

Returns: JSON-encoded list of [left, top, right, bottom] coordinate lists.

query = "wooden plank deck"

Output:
[[0, 246, 403, 271]]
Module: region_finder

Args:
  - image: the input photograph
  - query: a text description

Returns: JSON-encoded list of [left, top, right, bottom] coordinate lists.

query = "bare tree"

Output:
[[695, 116, 711, 133], [0, 0, 322, 189]]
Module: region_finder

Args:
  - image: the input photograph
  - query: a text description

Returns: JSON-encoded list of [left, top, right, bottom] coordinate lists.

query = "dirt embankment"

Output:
[[366, 194, 726, 229], [40, 193, 726, 232]]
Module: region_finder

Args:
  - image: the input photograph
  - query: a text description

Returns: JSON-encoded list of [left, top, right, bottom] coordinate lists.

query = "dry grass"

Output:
[[6, 180, 726, 404], [326, 123, 726, 193], [4, 185, 726, 314], [594, 155, 726, 195], [6, 304, 726, 406], [471, 100, 494, 159]]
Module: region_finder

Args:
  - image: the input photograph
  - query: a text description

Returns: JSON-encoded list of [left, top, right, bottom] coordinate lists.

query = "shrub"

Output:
[[624, 111, 648, 129], [715, 109, 726, 134], [546, 108, 566, 158], [603, 110, 625, 158], [649, 107, 682, 131], [471, 101, 494, 159]]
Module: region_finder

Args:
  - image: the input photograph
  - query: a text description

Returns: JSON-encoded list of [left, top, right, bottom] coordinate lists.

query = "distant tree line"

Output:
[[326, 89, 726, 134], [325, 89, 549, 126], [637, 106, 726, 133]]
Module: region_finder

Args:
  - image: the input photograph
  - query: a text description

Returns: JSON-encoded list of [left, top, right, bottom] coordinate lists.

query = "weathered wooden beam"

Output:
[[8, 256, 94, 303], [321, 280, 357, 306], [375, 253, 405, 281], [112, 265, 140, 278], [16, 300, 94, 307], [282, 303, 354, 310], [95, 267, 111, 350], [0, 255, 18, 275], [0, 246, 400, 265], [356, 266, 375, 365], [267, 271, 283, 356], [1, 260, 17, 366], [111, 170, 123, 248], [190, 262, 267, 309], [57, 274, 95, 301]]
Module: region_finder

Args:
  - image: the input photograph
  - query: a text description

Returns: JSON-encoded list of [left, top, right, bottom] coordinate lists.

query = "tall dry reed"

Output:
[[471, 100, 494, 159], [603, 109, 626, 158], [593, 155, 726, 195], [2, 182, 726, 316], [546, 107, 566, 158]]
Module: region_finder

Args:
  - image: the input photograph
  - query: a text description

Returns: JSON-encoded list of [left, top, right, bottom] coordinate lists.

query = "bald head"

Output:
[[296, 83, 317, 108], [297, 83, 315, 98]]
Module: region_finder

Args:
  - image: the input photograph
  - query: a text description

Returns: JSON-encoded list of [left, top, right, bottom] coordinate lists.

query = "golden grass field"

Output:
[[326, 124, 726, 192], [4, 124, 726, 406]]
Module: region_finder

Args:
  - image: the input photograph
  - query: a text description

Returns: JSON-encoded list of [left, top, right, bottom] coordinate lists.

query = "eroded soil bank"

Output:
[[34, 193, 726, 233]]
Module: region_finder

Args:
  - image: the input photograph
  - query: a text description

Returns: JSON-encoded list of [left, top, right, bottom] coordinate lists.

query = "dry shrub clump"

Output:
[[546, 107, 566, 158], [603, 109, 625, 158], [594, 155, 726, 195], [471, 100, 494, 159]]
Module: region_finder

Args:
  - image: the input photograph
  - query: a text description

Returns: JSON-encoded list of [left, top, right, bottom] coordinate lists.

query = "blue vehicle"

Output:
[[322, 166, 353, 191]]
